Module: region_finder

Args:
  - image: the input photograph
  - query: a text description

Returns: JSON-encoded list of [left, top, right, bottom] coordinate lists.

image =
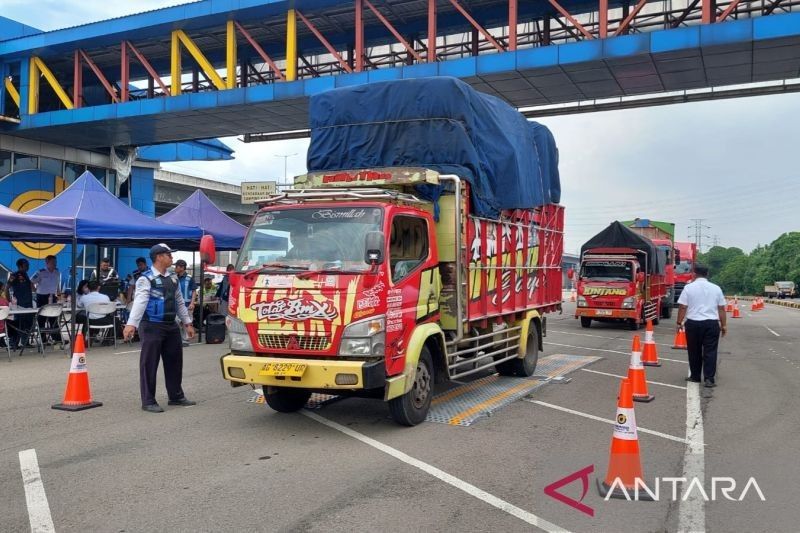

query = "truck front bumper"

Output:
[[221, 354, 386, 390], [575, 308, 638, 319]]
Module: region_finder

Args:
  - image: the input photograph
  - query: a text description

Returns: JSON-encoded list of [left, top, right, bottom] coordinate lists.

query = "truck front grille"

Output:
[[258, 333, 331, 351]]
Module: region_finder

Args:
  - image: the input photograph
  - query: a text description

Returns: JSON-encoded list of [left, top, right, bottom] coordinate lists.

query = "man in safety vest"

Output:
[[123, 244, 196, 413]]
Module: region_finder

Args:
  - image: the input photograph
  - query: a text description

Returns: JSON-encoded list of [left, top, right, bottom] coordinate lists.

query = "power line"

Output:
[[689, 219, 712, 252]]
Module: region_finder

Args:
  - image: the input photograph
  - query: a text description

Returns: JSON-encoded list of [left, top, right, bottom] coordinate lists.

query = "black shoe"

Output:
[[142, 404, 164, 413], [704, 379, 716, 388], [685, 377, 701, 383], [168, 398, 197, 406], [182, 341, 190, 347]]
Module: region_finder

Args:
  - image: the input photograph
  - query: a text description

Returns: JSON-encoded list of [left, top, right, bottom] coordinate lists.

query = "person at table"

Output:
[[75, 281, 113, 335], [91, 257, 121, 300], [0, 281, 8, 345], [32, 255, 61, 341], [216, 264, 235, 316], [7, 258, 34, 349], [126, 257, 149, 301], [194, 276, 217, 327]]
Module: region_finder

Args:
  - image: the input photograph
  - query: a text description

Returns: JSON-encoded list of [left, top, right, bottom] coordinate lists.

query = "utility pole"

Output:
[[689, 219, 712, 252], [711, 235, 720, 248], [275, 153, 298, 191]]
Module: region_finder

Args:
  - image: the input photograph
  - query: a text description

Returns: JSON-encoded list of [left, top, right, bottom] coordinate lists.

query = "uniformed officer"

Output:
[[123, 244, 196, 413], [31, 255, 61, 339]]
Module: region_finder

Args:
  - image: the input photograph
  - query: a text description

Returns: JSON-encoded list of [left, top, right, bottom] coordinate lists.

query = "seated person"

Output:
[[193, 276, 218, 327], [75, 281, 114, 335]]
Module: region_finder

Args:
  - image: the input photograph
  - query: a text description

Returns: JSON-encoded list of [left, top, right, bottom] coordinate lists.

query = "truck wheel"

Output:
[[660, 300, 672, 319], [496, 322, 540, 377], [628, 319, 639, 331], [389, 347, 433, 426], [263, 386, 312, 413], [580, 317, 592, 328]]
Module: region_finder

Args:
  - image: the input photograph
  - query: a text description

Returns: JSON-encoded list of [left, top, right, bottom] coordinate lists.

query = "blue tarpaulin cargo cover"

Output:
[[307, 77, 560, 219], [158, 189, 246, 251], [28, 172, 203, 247]]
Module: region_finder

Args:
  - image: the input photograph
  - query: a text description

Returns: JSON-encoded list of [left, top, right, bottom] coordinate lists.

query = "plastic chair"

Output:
[[35, 304, 68, 353], [0, 306, 13, 362], [86, 302, 118, 348]]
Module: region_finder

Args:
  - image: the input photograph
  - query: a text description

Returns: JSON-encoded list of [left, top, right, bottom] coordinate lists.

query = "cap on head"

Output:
[[175, 259, 187, 268], [149, 243, 173, 262]]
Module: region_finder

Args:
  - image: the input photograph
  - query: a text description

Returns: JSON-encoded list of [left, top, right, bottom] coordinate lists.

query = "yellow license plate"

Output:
[[595, 309, 612, 316], [259, 363, 308, 377]]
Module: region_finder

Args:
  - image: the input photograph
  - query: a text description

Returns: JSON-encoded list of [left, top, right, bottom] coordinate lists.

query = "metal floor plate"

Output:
[[426, 354, 601, 426]]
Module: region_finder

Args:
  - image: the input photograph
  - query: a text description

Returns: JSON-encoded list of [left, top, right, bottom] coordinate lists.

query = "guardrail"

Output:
[[725, 296, 800, 310]]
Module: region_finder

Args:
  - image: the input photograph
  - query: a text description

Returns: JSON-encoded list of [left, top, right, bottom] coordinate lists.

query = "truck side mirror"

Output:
[[200, 235, 216, 265], [364, 231, 385, 264], [636, 271, 645, 283]]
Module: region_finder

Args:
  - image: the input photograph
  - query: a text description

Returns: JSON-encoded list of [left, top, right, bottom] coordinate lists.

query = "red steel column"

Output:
[[355, 0, 364, 71], [599, 0, 608, 38], [428, 0, 437, 62], [73, 50, 82, 108], [509, 0, 518, 51], [121, 41, 129, 102]]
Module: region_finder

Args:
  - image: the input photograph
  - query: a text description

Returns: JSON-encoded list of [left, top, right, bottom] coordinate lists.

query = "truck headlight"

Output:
[[577, 296, 588, 307], [226, 315, 254, 352], [622, 297, 635, 309], [341, 315, 385, 357]]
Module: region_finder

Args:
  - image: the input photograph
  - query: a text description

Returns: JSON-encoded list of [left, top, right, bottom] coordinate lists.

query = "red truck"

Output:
[[575, 221, 669, 330], [218, 78, 563, 425], [674, 241, 697, 305]]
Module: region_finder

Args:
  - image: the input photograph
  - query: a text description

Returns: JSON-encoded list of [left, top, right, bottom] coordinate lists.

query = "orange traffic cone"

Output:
[[570, 290, 576, 302], [759, 298, 765, 310], [641, 320, 661, 367], [672, 326, 688, 350], [52, 332, 102, 412], [597, 378, 651, 500], [726, 301, 733, 313], [732, 306, 741, 319], [751, 300, 758, 312], [628, 335, 654, 402]]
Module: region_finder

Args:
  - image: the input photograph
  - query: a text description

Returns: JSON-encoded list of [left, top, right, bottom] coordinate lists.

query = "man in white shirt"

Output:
[[31, 255, 61, 341], [676, 264, 727, 387], [75, 280, 112, 335]]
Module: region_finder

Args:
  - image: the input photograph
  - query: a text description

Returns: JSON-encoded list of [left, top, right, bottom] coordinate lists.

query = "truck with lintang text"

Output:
[[575, 221, 669, 330], [622, 218, 677, 312], [219, 78, 564, 425]]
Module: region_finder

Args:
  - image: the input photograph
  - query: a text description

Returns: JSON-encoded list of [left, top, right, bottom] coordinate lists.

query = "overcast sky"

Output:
[[5, 0, 798, 254]]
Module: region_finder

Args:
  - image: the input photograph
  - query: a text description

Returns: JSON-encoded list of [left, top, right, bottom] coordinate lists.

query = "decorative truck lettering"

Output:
[[251, 297, 339, 321], [583, 287, 628, 296]]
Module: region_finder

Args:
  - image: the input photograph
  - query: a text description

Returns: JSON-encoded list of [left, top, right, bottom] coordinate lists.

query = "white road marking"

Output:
[[526, 400, 691, 445], [544, 342, 689, 364], [764, 326, 780, 337], [679, 383, 705, 532], [549, 329, 673, 347], [18, 449, 55, 533], [580, 368, 687, 390], [302, 410, 568, 533], [113, 349, 140, 354]]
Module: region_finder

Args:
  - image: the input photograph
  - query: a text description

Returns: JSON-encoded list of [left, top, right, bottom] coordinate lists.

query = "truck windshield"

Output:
[[675, 261, 692, 274], [581, 261, 633, 281], [237, 207, 384, 272]]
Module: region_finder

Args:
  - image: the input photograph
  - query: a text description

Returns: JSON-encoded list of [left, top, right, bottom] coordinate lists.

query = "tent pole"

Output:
[[70, 237, 77, 356], [199, 260, 204, 343]]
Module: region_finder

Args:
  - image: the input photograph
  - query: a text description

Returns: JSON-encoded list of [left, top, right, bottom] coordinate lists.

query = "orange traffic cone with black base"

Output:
[[628, 335, 654, 402], [672, 326, 688, 350], [641, 320, 661, 367], [52, 332, 102, 411], [732, 305, 741, 319], [597, 378, 652, 500]]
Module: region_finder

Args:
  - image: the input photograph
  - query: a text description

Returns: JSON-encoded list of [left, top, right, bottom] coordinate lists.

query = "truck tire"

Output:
[[628, 318, 639, 331], [496, 322, 540, 377], [580, 317, 592, 328], [389, 347, 433, 426], [660, 300, 672, 319], [263, 386, 312, 413]]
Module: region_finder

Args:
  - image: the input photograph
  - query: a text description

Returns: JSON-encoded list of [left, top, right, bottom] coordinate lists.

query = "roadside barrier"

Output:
[[52, 332, 102, 412], [641, 320, 661, 367], [671, 327, 688, 350], [597, 378, 652, 499], [628, 335, 654, 402]]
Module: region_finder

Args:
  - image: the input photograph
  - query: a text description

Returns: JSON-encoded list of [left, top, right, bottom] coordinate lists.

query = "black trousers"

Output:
[[139, 321, 185, 406], [685, 319, 720, 382]]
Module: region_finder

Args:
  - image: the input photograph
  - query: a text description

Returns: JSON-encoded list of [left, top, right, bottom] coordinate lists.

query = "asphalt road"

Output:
[[1, 301, 798, 532]]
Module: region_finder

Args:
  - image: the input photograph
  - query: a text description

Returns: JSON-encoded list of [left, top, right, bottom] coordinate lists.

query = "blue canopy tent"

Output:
[[0, 204, 75, 241], [20, 172, 203, 348], [157, 189, 246, 251]]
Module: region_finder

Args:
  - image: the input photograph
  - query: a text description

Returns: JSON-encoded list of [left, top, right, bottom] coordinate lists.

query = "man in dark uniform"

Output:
[[7, 258, 34, 349], [123, 244, 196, 413]]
